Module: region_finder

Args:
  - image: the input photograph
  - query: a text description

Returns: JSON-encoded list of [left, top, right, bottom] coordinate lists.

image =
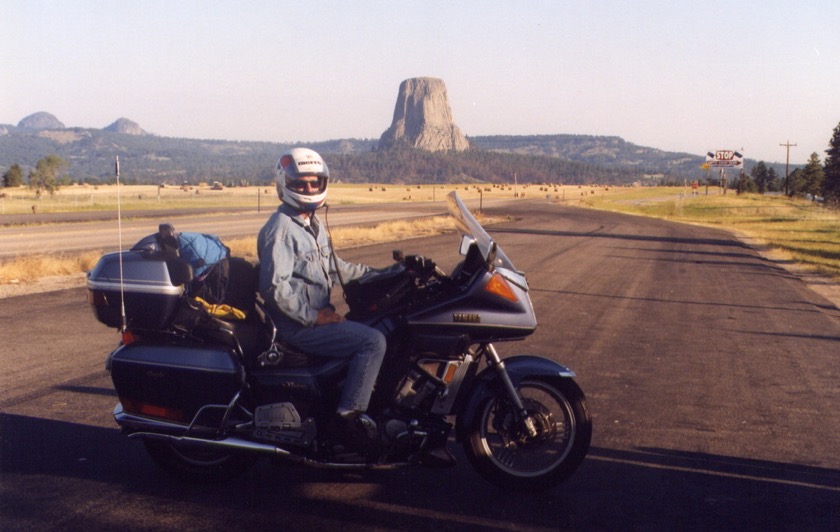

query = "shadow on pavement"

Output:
[[2, 413, 838, 530]]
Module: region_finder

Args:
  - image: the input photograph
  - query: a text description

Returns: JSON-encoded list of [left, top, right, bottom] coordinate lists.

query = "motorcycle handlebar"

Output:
[[394, 251, 445, 283]]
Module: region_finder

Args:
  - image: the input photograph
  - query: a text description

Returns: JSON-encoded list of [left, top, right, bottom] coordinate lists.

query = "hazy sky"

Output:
[[3, 1, 838, 164]]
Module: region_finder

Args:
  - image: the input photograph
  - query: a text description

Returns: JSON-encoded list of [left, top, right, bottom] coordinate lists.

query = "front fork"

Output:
[[482, 344, 539, 438]]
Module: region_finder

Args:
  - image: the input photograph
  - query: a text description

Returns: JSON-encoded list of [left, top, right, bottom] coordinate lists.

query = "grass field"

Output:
[[576, 187, 840, 281], [2, 181, 544, 283], [2, 183, 838, 284], [0, 215, 463, 283], [0, 182, 611, 214]]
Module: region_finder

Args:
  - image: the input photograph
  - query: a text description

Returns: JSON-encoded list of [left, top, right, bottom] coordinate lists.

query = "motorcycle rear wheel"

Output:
[[464, 377, 591, 491], [143, 439, 257, 483]]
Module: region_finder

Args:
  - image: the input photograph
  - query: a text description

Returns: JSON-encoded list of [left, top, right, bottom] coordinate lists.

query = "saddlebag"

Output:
[[109, 344, 243, 425], [87, 250, 191, 330]]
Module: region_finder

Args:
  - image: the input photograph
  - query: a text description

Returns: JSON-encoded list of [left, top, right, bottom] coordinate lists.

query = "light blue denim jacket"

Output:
[[257, 204, 370, 328]]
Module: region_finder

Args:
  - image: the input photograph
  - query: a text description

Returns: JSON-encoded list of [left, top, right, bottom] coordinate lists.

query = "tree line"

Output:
[[2, 146, 648, 190], [6, 122, 840, 204], [731, 121, 840, 204], [2, 155, 67, 196], [0, 130, 688, 186], [328, 148, 645, 185]]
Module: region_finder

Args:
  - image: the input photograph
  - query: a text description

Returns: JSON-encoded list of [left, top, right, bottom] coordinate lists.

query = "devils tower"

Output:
[[379, 77, 469, 152]]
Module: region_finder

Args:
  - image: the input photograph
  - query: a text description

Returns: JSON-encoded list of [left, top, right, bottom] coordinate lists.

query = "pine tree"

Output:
[[27, 155, 67, 196], [801, 152, 825, 199], [823, 122, 840, 205], [750, 161, 769, 193], [787, 168, 805, 196], [2, 164, 24, 187], [766, 167, 780, 192]]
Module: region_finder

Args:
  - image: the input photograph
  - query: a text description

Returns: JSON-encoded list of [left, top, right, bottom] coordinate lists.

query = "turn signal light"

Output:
[[484, 273, 518, 302], [121, 330, 139, 345]]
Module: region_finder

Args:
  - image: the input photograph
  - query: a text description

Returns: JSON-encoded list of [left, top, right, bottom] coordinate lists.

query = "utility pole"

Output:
[[780, 140, 797, 195]]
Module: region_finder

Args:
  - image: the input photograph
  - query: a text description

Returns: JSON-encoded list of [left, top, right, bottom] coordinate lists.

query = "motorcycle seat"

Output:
[[195, 310, 314, 369]]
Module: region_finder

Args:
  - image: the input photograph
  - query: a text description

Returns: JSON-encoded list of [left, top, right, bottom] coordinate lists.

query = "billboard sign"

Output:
[[706, 150, 743, 168]]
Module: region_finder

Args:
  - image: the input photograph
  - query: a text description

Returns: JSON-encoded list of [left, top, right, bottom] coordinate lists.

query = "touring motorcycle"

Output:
[[87, 191, 591, 491]]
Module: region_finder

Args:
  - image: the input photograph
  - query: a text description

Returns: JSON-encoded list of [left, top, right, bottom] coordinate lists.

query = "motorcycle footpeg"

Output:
[[415, 445, 457, 468], [337, 412, 378, 439]]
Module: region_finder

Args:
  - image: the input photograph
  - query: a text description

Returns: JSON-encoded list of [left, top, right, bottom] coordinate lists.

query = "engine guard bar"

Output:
[[114, 401, 240, 437]]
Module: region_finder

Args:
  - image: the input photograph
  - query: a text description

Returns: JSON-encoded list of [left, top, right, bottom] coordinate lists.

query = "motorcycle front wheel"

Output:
[[464, 377, 591, 491], [143, 439, 257, 483]]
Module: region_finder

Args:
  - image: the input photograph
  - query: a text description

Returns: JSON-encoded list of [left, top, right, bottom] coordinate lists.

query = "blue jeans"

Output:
[[278, 320, 386, 412]]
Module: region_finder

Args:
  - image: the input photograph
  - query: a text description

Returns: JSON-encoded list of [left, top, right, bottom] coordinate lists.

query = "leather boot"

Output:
[[335, 411, 378, 454]]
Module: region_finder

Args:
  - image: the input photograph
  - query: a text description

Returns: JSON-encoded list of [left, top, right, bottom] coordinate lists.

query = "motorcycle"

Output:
[[87, 191, 591, 491]]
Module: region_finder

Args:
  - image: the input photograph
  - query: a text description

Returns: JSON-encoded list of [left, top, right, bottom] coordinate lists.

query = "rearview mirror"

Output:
[[459, 235, 476, 256]]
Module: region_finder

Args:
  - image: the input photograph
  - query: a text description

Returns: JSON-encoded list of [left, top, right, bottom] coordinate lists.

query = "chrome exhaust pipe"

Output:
[[129, 431, 418, 470], [129, 432, 295, 459]]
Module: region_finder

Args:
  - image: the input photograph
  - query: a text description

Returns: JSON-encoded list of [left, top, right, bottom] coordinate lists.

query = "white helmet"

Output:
[[275, 147, 329, 211]]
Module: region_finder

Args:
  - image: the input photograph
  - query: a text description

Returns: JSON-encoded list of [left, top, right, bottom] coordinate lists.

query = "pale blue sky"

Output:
[[3, 0, 838, 164]]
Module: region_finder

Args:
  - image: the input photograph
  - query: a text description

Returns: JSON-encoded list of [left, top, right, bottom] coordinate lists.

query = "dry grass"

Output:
[[0, 250, 104, 283], [0, 180, 601, 284], [0, 183, 482, 213], [0, 214, 501, 284], [0, 182, 625, 215], [220, 215, 459, 263]]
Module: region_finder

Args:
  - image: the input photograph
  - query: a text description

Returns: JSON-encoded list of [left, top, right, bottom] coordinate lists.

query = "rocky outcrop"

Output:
[[379, 77, 469, 152], [103, 117, 147, 135], [18, 112, 65, 130]]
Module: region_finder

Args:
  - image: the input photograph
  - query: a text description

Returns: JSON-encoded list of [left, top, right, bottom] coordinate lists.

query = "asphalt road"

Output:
[[1, 200, 838, 530], [0, 201, 458, 258]]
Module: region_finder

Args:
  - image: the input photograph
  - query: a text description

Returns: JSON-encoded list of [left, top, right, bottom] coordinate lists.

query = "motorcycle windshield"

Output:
[[446, 191, 518, 273]]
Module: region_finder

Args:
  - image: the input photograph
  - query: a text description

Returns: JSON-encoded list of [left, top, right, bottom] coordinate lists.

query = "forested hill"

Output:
[[469, 135, 703, 176], [1, 124, 776, 185]]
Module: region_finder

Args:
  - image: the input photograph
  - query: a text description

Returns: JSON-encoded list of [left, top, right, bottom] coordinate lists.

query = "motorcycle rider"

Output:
[[257, 147, 384, 453]]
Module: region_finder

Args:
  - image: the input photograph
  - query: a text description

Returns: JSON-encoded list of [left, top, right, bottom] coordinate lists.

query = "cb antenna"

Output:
[[115, 156, 127, 332]]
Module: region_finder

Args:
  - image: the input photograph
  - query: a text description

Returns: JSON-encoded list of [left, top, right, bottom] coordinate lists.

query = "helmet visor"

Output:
[[286, 175, 327, 196]]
